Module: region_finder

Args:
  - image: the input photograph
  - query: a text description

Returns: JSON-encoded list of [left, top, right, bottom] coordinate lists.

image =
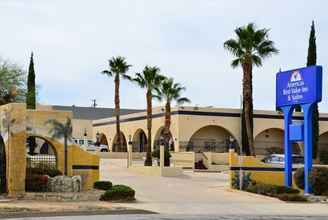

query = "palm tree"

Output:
[[224, 23, 278, 155], [132, 66, 165, 166], [46, 118, 73, 175], [155, 78, 190, 150], [102, 56, 131, 152]]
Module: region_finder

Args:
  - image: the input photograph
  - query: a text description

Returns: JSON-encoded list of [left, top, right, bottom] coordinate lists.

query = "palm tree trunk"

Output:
[[114, 74, 121, 152], [242, 62, 255, 156], [145, 90, 153, 166], [164, 101, 171, 150], [64, 136, 68, 176]]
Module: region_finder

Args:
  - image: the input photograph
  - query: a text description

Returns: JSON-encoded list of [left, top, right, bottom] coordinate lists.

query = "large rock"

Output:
[[47, 175, 82, 192]]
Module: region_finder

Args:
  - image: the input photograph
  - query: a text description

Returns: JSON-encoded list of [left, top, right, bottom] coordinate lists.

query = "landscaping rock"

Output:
[[47, 175, 82, 193]]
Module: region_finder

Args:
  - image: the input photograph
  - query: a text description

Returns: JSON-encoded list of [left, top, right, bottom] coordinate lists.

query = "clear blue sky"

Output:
[[1, 0, 328, 111]]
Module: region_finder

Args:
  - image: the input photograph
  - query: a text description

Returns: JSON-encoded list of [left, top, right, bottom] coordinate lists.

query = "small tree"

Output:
[[26, 52, 36, 109], [46, 118, 72, 175], [306, 21, 319, 160], [0, 58, 26, 105]]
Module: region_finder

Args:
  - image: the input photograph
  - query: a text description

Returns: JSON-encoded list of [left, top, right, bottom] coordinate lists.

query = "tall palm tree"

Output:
[[155, 77, 190, 150], [132, 66, 165, 166], [102, 56, 131, 152], [224, 23, 278, 155], [46, 118, 73, 175]]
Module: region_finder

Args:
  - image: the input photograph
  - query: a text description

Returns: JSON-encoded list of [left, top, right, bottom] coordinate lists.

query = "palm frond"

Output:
[[177, 97, 190, 105], [101, 70, 113, 77]]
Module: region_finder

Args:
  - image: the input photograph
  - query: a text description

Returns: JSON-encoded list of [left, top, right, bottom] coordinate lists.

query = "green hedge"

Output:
[[100, 185, 135, 201], [94, 181, 113, 190], [276, 193, 307, 202], [27, 166, 62, 177], [294, 167, 328, 195], [246, 183, 299, 196]]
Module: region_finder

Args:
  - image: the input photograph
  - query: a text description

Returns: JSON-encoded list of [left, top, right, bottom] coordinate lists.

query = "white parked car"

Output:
[[262, 154, 304, 165], [73, 138, 109, 152]]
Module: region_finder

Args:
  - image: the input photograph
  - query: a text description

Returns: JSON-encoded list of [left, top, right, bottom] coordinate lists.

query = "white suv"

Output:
[[73, 139, 109, 152]]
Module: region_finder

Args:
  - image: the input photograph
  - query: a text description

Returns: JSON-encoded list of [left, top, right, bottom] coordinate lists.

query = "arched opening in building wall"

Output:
[[99, 133, 109, 146], [132, 129, 147, 152], [153, 127, 174, 151], [112, 132, 127, 152], [254, 128, 301, 156], [0, 135, 7, 194], [26, 136, 58, 169], [187, 125, 238, 153]]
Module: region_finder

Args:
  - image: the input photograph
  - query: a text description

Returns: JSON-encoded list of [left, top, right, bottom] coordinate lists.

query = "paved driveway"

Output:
[[100, 159, 328, 216]]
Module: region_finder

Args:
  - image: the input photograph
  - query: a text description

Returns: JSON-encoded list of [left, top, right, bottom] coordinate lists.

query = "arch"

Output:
[[26, 135, 58, 169], [0, 135, 7, 194], [187, 125, 239, 153], [99, 133, 109, 146], [132, 129, 147, 152], [112, 132, 127, 152], [254, 128, 301, 156], [153, 127, 174, 151]]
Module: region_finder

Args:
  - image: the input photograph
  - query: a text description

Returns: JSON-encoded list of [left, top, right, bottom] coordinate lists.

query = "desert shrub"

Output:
[[25, 175, 49, 192], [94, 181, 113, 190], [246, 183, 299, 196], [152, 148, 171, 166], [309, 167, 328, 195], [100, 185, 135, 201], [27, 165, 62, 177], [231, 172, 253, 190], [294, 167, 328, 195], [294, 168, 305, 190], [319, 150, 328, 165], [276, 194, 307, 202]]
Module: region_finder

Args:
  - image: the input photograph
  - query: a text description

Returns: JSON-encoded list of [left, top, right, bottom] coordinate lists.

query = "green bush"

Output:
[[25, 175, 49, 192], [94, 181, 113, 190], [277, 194, 307, 202], [294, 167, 328, 195], [100, 185, 135, 201], [246, 183, 299, 196], [294, 168, 305, 190], [27, 166, 62, 177], [309, 167, 328, 195], [231, 172, 253, 190]]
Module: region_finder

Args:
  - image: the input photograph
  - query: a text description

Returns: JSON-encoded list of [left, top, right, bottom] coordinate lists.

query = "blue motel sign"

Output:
[[276, 65, 322, 194]]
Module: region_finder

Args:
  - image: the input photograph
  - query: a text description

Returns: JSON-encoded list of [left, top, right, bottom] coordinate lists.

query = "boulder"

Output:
[[47, 175, 82, 192]]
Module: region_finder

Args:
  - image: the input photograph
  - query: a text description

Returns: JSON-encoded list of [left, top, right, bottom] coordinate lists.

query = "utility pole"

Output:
[[92, 99, 97, 108]]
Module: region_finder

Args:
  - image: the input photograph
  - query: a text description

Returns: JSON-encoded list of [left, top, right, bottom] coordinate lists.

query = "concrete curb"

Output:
[[0, 209, 157, 219], [227, 188, 283, 202]]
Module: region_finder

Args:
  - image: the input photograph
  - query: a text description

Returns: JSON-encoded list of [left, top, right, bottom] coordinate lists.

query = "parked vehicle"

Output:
[[73, 138, 109, 152], [262, 154, 304, 165]]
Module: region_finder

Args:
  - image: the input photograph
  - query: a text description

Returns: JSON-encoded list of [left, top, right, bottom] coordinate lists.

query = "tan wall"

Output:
[[93, 106, 328, 154], [72, 119, 93, 140], [0, 103, 100, 197], [0, 104, 27, 197]]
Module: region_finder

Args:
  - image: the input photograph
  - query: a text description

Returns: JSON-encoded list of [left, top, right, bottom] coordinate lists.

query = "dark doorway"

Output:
[[0, 135, 7, 194]]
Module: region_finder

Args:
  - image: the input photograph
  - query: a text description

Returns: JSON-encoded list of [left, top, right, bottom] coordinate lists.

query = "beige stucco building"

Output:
[[92, 106, 328, 156]]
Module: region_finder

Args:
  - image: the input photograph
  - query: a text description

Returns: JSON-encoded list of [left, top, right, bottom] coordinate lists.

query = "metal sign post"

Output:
[[276, 65, 322, 194]]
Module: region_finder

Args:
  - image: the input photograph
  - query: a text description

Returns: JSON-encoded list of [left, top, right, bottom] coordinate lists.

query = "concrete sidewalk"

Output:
[[101, 159, 328, 216]]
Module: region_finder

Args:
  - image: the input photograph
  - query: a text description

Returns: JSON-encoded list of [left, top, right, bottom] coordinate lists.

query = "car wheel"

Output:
[[101, 149, 108, 152]]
